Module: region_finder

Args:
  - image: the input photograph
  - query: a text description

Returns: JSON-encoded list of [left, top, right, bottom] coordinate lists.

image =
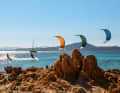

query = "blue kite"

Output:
[[101, 29, 111, 43]]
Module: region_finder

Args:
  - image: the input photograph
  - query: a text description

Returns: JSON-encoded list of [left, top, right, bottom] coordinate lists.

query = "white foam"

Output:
[[0, 55, 39, 61]]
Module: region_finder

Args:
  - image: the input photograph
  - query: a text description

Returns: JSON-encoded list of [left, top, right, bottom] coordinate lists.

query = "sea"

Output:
[[0, 50, 120, 71]]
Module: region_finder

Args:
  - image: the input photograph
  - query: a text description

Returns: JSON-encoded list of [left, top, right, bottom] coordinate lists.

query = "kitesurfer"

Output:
[[30, 51, 35, 59], [46, 65, 48, 69], [7, 53, 12, 61]]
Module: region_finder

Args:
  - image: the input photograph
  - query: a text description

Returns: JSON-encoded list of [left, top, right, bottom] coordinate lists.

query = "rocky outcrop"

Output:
[[54, 49, 84, 82], [7, 67, 22, 82], [0, 49, 120, 93], [0, 73, 6, 84], [82, 55, 109, 87]]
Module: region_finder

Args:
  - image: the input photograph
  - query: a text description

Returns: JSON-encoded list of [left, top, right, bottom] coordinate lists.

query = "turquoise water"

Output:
[[0, 51, 120, 71]]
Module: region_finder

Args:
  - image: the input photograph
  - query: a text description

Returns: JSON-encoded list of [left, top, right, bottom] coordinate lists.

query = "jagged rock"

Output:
[[70, 86, 88, 93], [8, 72, 18, 81], [107, 83, 120, 93], [72, 49, 84, 71], [5, 66, 22, 74], [12, 67, 22, 75], [107, 69, 120, 74], [72, 49, 84, 79], [54, 49, 84, 82], [5, 66, 22, 82], [47, 72, 56, 82], [82, 55, 110, 88], [24, 72, 38, 80], [4, 66, 13, 73], [82, 55, 97, 78], [54, 53, 75, 81], [0, 74, 6, 84], [23, 67, 38, 74], [83, 55, 104, 79]]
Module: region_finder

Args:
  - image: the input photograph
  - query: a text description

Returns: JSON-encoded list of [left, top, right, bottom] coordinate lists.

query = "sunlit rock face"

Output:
[[54, 49, 84, 82]]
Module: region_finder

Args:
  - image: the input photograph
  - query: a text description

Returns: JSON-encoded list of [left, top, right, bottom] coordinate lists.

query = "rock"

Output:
[[82, 55, 104, 79], [107, 69, 120, 74], [1, 50, 120, 93], [70, 86, 88, 93], [12, 67, 22, 75], [23, 67, 38, 74], [4, 66, 13, 73], [0, 78, 6, 84], [24, 72, 38, 80], [8, 72, 18, 81], [72, 49, 84, 71], [20, 85, 32, 91], [54, 49, 84, 82], [107, 83, 120, 93], [5, 66, 22, 82], [48, 72, 56, 82], [54, 53, 74, 81], [82, 55, 109, 88], [4, 66, 22, 75], [82, 55, 97, 76], [72, 49, 84, 79], [54, 57, 63, 78]]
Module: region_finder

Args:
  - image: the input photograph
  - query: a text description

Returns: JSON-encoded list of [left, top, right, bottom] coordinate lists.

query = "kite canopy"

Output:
[[74, 34, 87, 48], [101, 29, 111, 43], [55, 36, 65, 49]]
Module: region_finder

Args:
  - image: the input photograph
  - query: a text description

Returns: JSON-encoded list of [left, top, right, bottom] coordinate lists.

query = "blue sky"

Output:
[[0, 0, 120, 47]]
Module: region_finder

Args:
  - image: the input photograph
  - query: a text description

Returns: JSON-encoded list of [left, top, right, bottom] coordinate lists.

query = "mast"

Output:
[[32, 40, 35, 51], [31, 40, 37, 53]]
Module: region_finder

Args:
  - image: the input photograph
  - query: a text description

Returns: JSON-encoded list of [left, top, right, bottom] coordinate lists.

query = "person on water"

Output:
[[46, 65, 48, 69], [7, 53, 12, 61], [30, 51, 35, 59]]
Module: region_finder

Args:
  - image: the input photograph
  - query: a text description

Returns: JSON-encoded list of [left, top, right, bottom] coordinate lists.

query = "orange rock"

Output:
[[8, 72, 18, 81], [82, 55, 98, 79], [82, 55, 109, 88], [4, 66, 13, 73], [54, 53, 76, 81], [70, 86, 87, 93], [54, 56, 63, 78], [72, 49, 84, 78], [54, 49, 84, 82]]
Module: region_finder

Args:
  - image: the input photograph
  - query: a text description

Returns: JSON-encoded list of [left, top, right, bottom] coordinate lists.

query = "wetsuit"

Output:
[[30, 52, 35, 59]]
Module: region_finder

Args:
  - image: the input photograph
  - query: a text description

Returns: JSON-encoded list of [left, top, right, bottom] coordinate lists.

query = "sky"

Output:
[[0, 0, 120, 48]]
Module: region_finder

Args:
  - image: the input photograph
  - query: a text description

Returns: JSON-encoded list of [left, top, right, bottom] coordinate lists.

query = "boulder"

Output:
[[12, 67, 22, 75], [23, 67, 38, 74], [54, 53, 74, 81], [72, 49, 84, 79], [0, 74, 6, 84], [8, 72, 18, 81], [5, 66, 22, 74], [4, 66, 13, 73], [54, 49, 84, 82], [70, 86, 88, 93], [82, 55, 108, 87]]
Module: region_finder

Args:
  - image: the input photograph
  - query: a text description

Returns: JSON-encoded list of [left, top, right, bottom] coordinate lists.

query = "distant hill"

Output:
[[0, 47, 19, 51], [16, 42, 120, 52]]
